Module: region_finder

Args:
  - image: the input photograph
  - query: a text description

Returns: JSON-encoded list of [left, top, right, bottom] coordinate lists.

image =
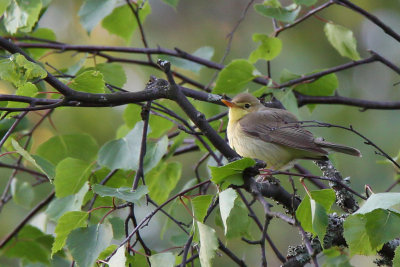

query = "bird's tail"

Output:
[[315, 139, 362, 157]]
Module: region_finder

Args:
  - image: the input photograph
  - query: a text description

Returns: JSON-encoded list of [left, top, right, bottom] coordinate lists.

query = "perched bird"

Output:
[[222, 93, 361, 170]]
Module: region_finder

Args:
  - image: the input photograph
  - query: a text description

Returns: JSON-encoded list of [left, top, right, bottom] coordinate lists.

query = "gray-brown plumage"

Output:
[[222, 93, 361, 170]]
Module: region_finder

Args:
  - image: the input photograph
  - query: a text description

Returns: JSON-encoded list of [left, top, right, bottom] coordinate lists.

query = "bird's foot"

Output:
[[258, 168, 275, 182]]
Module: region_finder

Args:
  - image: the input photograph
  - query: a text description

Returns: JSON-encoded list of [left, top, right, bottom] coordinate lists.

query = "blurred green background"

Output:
[[1, 0, 400, 266]]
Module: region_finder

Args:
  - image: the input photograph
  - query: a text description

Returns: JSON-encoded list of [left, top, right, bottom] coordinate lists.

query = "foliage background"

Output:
[[0, 0, 400, 266]]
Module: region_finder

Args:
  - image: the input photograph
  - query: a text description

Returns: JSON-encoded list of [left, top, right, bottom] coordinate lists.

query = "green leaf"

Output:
[[99, 122, 168, 171], [126, 249, 148, 266], [3, 0, 42, 34], [78, 0, 116, 33], [143, 135, 168, 173], [272, 88, 300, 118], [280, 69, 338, 97], [98, 121, 144, 170], [219, 188, 250, 239], [52, 211, 88, 255], [0, 0, 11, 16], [249, 34, 282, 63], [147, 161, 182, 203], [15, 53, 47, 80], [355, 192, 400, 214], [0, 53, 47, 87], [95, 63, 126, 88], [296, 189, 335, 243], [310, 199, 329, 244], [36, 133, 99, 166], [11, 178, 34, 208], [162, 0, 179, 8], [296, 194, 312, 232], [365, 209, 400, 249], [92, 184, 148, 203], [197, 222, 218, 267], [123, 104, 141, 128], [160, 46, 214, 74], [210, 158, 255, 186], [69, 70, 105, 93], [310, 189, 336, 212], [31, 155, 56, 180], [5, 226, 51, 263], [393, 246, 400, 267], [108, 217, 125, 240], [102, 3, 151, 43], [343, 214, 375, 255], [6, 82, 37, 111], [170, 234, 188, 247], [323, 247, 353, 267], [324, 23, 361, 61], [54, 158, 93, 198], [25, 28, 57, 59], [192, 195, 213, 222], [66, 223, 113, 267], [254, 3, 300, 23], [293, 0, 317, 7], [149, 252, 175, 267], [160, 199, 179, 240], [11, 138, 52, 180], [46, 183, 89, 221], [213, 59, 259, 94]]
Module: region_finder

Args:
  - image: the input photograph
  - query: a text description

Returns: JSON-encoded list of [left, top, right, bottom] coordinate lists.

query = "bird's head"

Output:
[[221, 93, 263, 122]]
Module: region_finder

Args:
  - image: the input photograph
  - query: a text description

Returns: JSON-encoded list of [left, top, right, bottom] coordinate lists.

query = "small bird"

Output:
[[222, 93, 361, 170]]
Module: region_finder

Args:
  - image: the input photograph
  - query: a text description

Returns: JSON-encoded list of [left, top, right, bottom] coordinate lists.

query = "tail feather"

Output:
[[315, 140, 362, 157]]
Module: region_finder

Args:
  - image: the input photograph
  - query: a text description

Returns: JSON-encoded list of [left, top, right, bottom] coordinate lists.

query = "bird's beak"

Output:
[[221, 99, 237, 108]]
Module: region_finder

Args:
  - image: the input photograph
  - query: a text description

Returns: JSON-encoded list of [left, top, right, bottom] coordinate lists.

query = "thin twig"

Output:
[[0, 191, 55, 248], [179, 234, 194, 267], [206, 0, 256, 90], [132, 100, 152, 190]]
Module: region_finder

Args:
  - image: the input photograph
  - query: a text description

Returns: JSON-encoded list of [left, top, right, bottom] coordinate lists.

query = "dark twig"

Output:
[[237, 189, 286, 263], [335, 0, 400, 43], [274, 1, 335, 36], [129, 204, 152, 262], [0, 111, 28, 150], [276, 55, 378, 89], [0, 162, 47, 178], [260, 218, 269, 267], [103, 180, 211, 263], [179, 235, 194, 267], [125, 0, 152, 63], [147, 198, 190, 234], [218, 240, 247, 267]]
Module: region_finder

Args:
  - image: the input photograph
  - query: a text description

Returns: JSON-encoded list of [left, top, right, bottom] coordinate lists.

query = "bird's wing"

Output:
[[239, 108, 328, 155]]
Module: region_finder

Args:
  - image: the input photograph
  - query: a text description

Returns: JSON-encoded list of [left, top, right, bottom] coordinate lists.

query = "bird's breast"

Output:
[[227, 120, 294, 170]]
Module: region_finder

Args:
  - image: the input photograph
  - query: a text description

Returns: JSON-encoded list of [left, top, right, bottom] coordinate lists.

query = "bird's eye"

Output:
[[244, 103, 251, 109]]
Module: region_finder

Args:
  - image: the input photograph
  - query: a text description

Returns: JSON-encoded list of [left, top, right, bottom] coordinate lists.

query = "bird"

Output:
[[221, 93, 361, 171]]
